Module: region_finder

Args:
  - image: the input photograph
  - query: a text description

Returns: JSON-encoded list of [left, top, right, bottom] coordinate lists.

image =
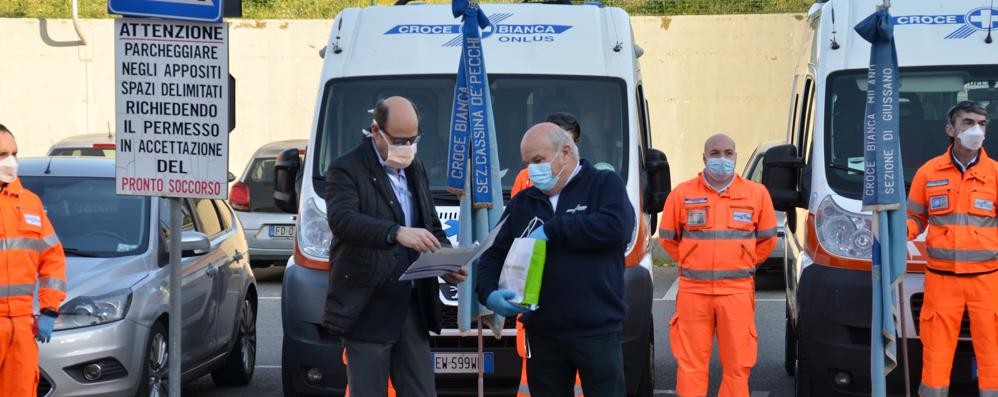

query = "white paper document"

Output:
[[399, 218, 506, 281]]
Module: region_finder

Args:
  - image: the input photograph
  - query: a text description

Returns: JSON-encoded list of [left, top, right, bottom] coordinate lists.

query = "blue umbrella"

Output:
[[855, 3, 910, 396]]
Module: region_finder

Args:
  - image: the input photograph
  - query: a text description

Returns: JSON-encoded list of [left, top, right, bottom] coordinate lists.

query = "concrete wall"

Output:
[[0, 14, 809, 185]]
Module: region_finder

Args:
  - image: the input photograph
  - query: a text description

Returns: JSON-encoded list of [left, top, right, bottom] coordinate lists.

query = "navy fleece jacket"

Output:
[[476, 160, 635, 337]]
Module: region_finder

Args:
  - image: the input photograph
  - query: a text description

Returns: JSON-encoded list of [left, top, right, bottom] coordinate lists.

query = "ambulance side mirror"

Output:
[[761, 144, 804, 212], [274, 148, 301, 214], [644, 148, 671, 215]]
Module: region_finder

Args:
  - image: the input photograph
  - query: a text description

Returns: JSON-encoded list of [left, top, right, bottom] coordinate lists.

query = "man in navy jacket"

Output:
[[477, 122, 635, 396]]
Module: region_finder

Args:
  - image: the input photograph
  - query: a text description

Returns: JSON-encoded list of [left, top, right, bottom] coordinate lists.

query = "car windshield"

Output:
[[19, 176, 149, 257], [311, 75, 628, 199], [824, 66, 998, 199]]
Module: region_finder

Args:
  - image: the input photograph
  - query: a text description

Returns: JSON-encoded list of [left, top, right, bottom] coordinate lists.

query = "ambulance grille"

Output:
[[440, 304, 517, 331], [911, 293, 971, 338]]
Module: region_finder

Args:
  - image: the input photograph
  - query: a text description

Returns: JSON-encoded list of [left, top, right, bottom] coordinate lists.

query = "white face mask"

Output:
[[957, 124, 986, 151], [0, 156, 17, 183], [385, 141, 417, 169]]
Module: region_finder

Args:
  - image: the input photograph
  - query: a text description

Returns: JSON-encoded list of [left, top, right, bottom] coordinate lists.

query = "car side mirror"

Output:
[[180, 231, 211, 257], [643, 148, 671, 215], [274, 148, 301, 214], [761, 144, 804, 211], [227, 172, 236, 183]]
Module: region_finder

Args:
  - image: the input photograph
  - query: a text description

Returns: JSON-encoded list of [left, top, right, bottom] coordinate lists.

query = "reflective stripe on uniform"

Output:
[[908, 200, 927, 216], [929, 213, 998, 228], [981, 389, 998, 397], [681, 268, 755, 281], [756, 228, 777, 239], [39, 277, 66, 292], [909, 216, 926, 233], [2, 237, 58, 253], [43, 234, 60, 247], [659, 228, 676, 240], [0, 283, 35, 298], [918, 383, 948, 397], [682, 229, 756, 240], [927, 247, 998, 262]]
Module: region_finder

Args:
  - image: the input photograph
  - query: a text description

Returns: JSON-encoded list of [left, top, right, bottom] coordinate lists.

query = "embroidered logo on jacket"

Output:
[[926, 179, 949, 187], [24, 214, 41, 227], [732, 211, 753, 223], [974, 198, 994, 212], [566, 204, 588, 214], [684, 197, 708, 205]]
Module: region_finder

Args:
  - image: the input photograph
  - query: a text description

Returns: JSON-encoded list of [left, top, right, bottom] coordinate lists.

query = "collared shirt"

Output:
[[702, 172, 734, 193], [371, 140, 413, 227], [950, 146, 980, 174], [549, 162, 582, 210]]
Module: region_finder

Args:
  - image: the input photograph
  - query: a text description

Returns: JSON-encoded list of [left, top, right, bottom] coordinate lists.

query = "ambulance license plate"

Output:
[[433, 352, 493, 374], [269, 225, 295, 238]]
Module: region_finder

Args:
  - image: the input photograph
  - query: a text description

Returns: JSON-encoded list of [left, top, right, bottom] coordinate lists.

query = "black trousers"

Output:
[[526, 332, 626, 397]]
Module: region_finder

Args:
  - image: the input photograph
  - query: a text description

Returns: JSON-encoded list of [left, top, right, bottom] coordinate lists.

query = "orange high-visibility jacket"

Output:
[[907, 147, 998, 274], [511, 168, 532, 197], [0, 178, 66, 316], [659, 174, 777, 295]]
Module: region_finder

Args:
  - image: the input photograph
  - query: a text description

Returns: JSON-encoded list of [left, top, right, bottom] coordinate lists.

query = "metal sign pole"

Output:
[[169, 197, 182, 397]]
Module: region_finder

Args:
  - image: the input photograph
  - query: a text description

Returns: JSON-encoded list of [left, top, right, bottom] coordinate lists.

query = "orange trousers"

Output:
[[669, 290, 757, 397], [0, 316, 39, 397], [515, 317, 583, 397], [919, 270, 998, 395]]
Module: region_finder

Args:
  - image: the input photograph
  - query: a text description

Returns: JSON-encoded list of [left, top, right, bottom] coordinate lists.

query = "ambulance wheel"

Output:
[[784, 305, 796, 376], [794, 324, 813, 397], [628, 332, 654, 397]]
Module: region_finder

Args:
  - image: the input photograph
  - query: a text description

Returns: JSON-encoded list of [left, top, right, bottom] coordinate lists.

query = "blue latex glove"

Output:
[[486, 290, 529, 318], [528, 225, 547, 241], [36, 314, 56, 343]]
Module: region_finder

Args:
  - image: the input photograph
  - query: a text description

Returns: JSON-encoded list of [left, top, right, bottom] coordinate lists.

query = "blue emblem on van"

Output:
[[894, 8, 998, 39], [385, 13, 573, 46]]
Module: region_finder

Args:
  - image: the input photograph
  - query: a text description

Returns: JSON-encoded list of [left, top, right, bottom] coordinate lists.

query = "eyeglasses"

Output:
[[378, 126, 423, 146]]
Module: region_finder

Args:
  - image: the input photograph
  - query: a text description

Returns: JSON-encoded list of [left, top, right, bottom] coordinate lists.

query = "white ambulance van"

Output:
[[761, 0, 998, 395], [272, 2, 671, 396]]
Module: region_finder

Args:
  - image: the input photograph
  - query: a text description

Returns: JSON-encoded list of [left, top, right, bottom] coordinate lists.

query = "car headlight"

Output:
[[55, 289, 132, 331], [815, 196, 873, 260], [298, 196, 332, 259]]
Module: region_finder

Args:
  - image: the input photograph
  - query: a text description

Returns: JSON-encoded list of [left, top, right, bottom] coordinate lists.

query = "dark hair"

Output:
[[0, 124, 10, 137], [947, 101, 988, 126], [544, 112, 581, 142], [372, 97, 420, 132]]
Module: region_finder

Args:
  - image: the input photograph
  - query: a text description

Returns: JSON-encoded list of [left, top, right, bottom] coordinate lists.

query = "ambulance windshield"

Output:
[[310, 75, 628, 199], [825, 66, 998, 199]]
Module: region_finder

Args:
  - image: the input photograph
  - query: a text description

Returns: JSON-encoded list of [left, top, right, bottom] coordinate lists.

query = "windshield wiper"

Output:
[[63, 248, 103, 258]]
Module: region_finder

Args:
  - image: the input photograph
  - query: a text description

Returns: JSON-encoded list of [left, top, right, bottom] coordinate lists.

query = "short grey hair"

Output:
[[549, 126, 579, 158]]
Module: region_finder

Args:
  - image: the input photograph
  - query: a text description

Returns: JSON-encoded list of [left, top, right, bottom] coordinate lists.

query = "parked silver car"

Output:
[[229, 139, 306, 267], [46, 133, 116, 158], [20, 157, 258, 397], [743, 140, 787, 275]]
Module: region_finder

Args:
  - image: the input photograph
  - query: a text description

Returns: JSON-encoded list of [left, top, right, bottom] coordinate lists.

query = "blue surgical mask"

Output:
[[528, 152, 564, 193], [705, 157, 735, 180]]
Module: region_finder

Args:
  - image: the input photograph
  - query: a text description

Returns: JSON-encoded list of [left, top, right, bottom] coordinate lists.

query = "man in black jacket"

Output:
[[323, 96, 466, 397], [477, 122, 635, 396]]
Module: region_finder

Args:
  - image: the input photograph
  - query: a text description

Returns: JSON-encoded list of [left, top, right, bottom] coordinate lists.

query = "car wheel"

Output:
[[136, 321, 169, 397], [211, 298, 257, 386], [794, 320, 813, 397], [785, 304, 796, 376]]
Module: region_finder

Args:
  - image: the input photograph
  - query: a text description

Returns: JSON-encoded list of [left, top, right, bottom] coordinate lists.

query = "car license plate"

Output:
[[432, 352, 493, 374], [269, 225, 295, 238]]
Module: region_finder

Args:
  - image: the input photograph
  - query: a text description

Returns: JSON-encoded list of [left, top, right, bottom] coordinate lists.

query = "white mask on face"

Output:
[[957, 124, 986, 151], [0, 156, 17, 183]]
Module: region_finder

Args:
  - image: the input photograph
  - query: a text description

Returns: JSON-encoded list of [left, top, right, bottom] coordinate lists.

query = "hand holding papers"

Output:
[[399, 218, 506, 281]]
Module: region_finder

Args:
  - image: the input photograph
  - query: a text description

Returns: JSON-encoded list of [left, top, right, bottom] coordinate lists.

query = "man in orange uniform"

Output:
[[905, 101, 996, 397], [658, 133, 776, 397], [509, 113, 584, 397], [511, 113, 581, 197], [0, 124, 66, 397]]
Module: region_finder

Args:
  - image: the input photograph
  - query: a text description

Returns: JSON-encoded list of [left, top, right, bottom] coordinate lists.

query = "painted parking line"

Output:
[[259, 296, 282, 300], [255, 365, 281, 369]]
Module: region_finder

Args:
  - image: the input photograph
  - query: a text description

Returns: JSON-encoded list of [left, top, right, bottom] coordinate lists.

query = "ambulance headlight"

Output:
[[55, 289, 132, 330], [815, 196, 873, 260], [299, 197, 332, 259]]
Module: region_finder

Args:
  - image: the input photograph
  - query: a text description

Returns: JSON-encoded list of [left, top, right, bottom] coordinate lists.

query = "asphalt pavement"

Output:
[[185, 265, 795, 396]]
